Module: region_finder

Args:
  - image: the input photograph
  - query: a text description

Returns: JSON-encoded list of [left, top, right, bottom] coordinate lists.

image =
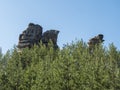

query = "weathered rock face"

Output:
[[88, 34, 104, 52], [17, 23, 59, 49], [42, 30, 59, 49], [17, 23, 43, 48]]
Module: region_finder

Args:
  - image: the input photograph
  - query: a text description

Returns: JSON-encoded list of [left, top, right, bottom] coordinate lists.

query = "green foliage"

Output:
[[0, 41, 120, 90]]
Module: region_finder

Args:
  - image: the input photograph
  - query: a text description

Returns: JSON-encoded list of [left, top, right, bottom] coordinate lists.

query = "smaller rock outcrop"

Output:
[[88, 34, 104, 52]]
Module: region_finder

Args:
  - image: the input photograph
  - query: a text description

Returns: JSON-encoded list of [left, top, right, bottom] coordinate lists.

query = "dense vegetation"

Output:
[[0, 41, 120, 90]]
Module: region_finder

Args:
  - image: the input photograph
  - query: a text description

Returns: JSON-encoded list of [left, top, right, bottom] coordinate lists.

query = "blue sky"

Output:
[[0, 0, 120, 53]]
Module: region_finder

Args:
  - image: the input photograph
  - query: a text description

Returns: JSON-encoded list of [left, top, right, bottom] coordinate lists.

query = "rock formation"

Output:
[[17, 23, 59, 49], [88, 34, 104, 52], [17, 23, 43, 49], [42, 30, 59, 49]]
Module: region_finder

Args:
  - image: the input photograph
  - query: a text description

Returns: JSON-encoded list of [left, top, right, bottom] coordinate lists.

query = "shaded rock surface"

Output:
[[42, 30, 59, 49]]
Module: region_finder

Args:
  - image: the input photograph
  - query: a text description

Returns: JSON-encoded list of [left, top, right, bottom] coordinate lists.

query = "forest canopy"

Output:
[[0, 40, 120, 90]]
